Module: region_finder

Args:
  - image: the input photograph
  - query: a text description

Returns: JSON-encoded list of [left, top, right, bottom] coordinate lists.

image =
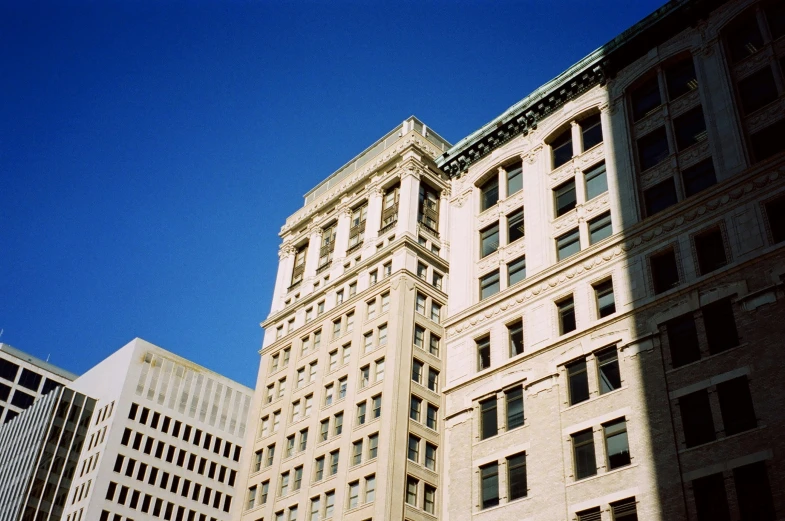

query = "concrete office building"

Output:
[[55, 338, 254, 521], [437, 0, 785, 520], [239, 117, 452, 521], [0, 343, 78, 424]]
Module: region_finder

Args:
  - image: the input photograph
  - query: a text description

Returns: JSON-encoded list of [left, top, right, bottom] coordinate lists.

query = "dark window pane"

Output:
[[506, 162, 523, 195], [610, 498, 639, 521], [572, 429, 596, 479], [480, 397, 497, 439], [667, 314, 701, 367], [589, 212, 612, 244], [480, 270, 500, 301], [674, 107, 707, 151], [682, 159, 716, 197], [480, 223, 500, 258], [751, 119, 785, 162], [552, 129, 573, 169], [10, 390, 34, 409], [733, 462, 776, 521], [767, 1, 785, 39], [597, 348, 621, 393], [702, 299, 739, 354], [480, 464, 499, 508], [17, 369, 42, 392], [480, 177, 499, 211], [679, 390, 716, 447], [507, 453, 527, 500], [595, 280, 616, 318], [637, 127, 670, 170], [507, 209, 524, 243], [581, 114, 603, 150], [651, 249, 680, 294], [716, 377, 757, 435], [631, 76, 662, 121], [554, 180, 577, 216], [695, 228, 727, 274], [558, 297, 576, 335], [577, 507, 602, 521], [507, 257, 526, 286], [477, 336, 491, 371], [693, 473, 731, 521], [585, 162, 607, 200], [567, 360, 589, 405], [765, 195, 785, 243], [0, 382, 10, 401], [508, 320, 524, 357], [604, 419, 630, 469], [0, 359, 19, 382], [41, 379, 61, 396], [726, 12, 764, 63], [505, 388, 524, 429], [665, 57, 698, 99], [557, 228, 581, 261], [644, 177, 678, 217], [738, 67, 779, 114]]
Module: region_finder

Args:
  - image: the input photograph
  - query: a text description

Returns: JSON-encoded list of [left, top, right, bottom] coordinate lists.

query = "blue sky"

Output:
[[1, 0, 666, 388]]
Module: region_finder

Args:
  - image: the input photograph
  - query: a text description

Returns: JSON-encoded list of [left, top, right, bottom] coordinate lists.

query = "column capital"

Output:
[[279, 243, 296, 259], [401, 161, 423, 181], [523, 145, 543, 165], [441, 187, 452, 200], [307, 224, 324, 237]]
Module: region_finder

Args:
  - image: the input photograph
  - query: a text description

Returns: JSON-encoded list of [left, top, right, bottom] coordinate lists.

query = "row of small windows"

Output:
[[105, 478, 230, 517], [0, 358, 62, 395], [405, 476, 437, 515], [409, 394, 438, 430], [99, 511, 218, 521], [128, 402, 242, 462]]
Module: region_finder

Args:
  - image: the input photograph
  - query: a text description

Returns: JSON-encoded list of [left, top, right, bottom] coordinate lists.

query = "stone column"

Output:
[[270, 243, 295, 314], [601, 98, 638, 231], [303, 226, 323, 280], [521, 145, 549, 276], [333, 202, 353, 262], [571, 120, 582, 158], [397, 163, 421, 240], [365, 184, 384, 244], [438, 188, 451, 258], [496, 166, 507, 201]]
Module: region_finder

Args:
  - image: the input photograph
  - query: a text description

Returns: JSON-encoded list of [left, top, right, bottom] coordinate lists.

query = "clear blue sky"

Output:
[[1, 0, 665, 388]]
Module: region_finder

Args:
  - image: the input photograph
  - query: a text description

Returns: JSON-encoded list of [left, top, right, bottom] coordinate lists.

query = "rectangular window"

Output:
[[480, 463, 499, 509], [505, 387, 524, 430], [567, 359, 590, 405], [644, 177, 678, 216], [594, 279, 615, 318], [588, 211, 612, 244], [716, 376, 757, 436], [751, 119, 785, 162], [506, 162, 523, 195], [480, 270, 500, 300], [313, 457, 325, 481], [333, 413, 343, 435], [554, 179, 577, 217], [325, 491, 335, 518], [572, 429, 597, 480], [405, 476, 418, 506], [407, 434, 420, 462], [480, 397, 498, 440], [604, 418, 631, 469], [551, 129, 573, 169], [637, 126, 669, 171], [348, 481, 359, 509], [480, 177, 499, 211], [738, 66, 778, 114], [693, 473, 731, 521], [631, 76, 662, 122], [368, 433, 378, 459], [372, 394, 382, 418], [416, 293, 426, 314], [417, 262, 428, 280], [682, 158, 716, 197], [651, 248, 680, 294], [610, 498, 639, 521], [508, 320, 524, 357], [425, 403, 437, 428], [679, 389, 715, 447], [430, 303, 441, 323], [480, 223, 500, 258], [424, 484, 435, 514], [765, 195, 785, 243], [309, 497, 320, 521], [584, 162, 608, 200], [507, 208, 524, 243], [427, 368, 438, 392], [557, 296, 576, 335], [702, 299, 739, 354], [556, 228, 580, 261], [352, 440, 363, 466], [477, 336, 491, 371], [413, 325, 424, 348], [666, 56, 697, 99], [577, 507, 602, 521], [329, 450, 339, 475], [412, 359, 423, 384], [424, 443, 436, 470], [597, 347, 621, 394], [673, 106, 707, 151], [375, 359, 385, 381], [695, 228, 727, 274], [365, 474, 377, 503], [581, 113, 603, 150], [410, 396, 421, 422], [734, 461, 776, 521], [666, 313, 700, 368], [507, 452, 527, 500], [356, 402, 367, 425], [432, 271, 443, 290], [429, 334, 440, 357]]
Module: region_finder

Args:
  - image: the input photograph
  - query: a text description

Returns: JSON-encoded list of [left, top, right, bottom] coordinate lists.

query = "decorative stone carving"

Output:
[[524, 145, 543, 165], [640, 157, 676, 188], [733, 48, 772, 80], [453, 190, 472, 208], [633, 106, 666, 136], [747, 99, 785, 134], [477, 208, 501, 227], [477, 251, 501, 273], [553, 210, 579, 232], [441, 188, 452, 199], [402, 162, 423, 180], [669, 89, 701, 119], [549, 162, 576, 186], [583, 191, 610, 215], [677, 140, 711, 169]]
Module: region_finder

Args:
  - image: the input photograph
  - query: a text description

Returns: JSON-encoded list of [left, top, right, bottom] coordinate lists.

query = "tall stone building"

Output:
[[244, 0, 785, 520], [238, 118, 452, 521]]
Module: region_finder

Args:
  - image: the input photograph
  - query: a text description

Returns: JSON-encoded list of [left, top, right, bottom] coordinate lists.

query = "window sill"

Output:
[[566, 462, 638, 487], [561, 385, 628, 413], [476, 493, 531, 515]]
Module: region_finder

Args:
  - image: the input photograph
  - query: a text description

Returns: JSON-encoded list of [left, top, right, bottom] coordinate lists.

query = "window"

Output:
[[383, 263, 392, 278], [416, 293, 426, 314], [551, 128, 573, 169], [369, 269, 377, 285], [572, 429, 597, 480], [693, 473, 731, 521], [408, 434, 420, 462], [245, 486, 257, 510], [366, 299, 376, 319], [368, 433, 378, 459], [567, 359, 589, 405], [252, 450, 263, 473], [557, 296, 576, 335], [365, 474, 376, 503], [329, 450, 339, 475], [427, 368, 438, 392], [594, 279, 615, 318], [332, 319, 341, 340], [480, 223, 500, 258], [504, 387, 524, 430], [507, 256, 526, 286], [679, 389, 715, 447], [738, 67, 778, 114], [359, 366, 369, 388], [751, 118, 785, 161], [480, 176, 499, 211], [374, 359, 385, 382], [556, 228, 580, 261], [554, 179, 576, 217], [480, 463, 499, 509], [637, 126, 669, 171], [352, 440, 363, 466], [426, 404, 438, 429], [506, 320, 524, 357], [507, 452, 527, 500], [430, 302, 441, 323], [279, 471, 290, 496], [417, 262, 428, 280], [506, 161, 523, 195], [650, 248, 679, 294], [313, 456, 325, 481], [480, 397, 497, 440], [734, 461, 776, 521], [631, 76, 661, 121], [577, 507, 602, 521], [588, 212, 612, 244], [581, 113, 603, 150], [418, 183, 440, 232], [429, 334, 440, 357], [345, 312, 354, 333], [291, 245, 307, 287], [666, 313, 700, 368], [325, 490, 335, 518], [333, 412, 343, 435], [584, 162, 607, 200], [673, 106, 707, 151], [424, 484, 436, 514], [405, 476, 418, 506], [317, 301, 325, 315], [597, 347, 621, 394], [356, 402, 367, 425], [476, 336, 491, 371], [610, 498, 639, 521], [716, 376, 757, 435], [644, 177, 678, 216], [300, 429, 309, 452], [324, 384, 334, 406], [348, 481, 359, 509], [702, 298, 739, 354], [480, 270, 500, 301], [412, 360, 423, 384], [372, 394, 382, 419], [432, 271, 443, 290], [507, 208, 524, 242], [694, 228, 727, 274], [378, 324, 387, 345], [604, 418, 631, 469], [424, 443, 436, 470], [309, 497, 321, 521], [682, 158, 716, 197], [410, 396, 422, 422]]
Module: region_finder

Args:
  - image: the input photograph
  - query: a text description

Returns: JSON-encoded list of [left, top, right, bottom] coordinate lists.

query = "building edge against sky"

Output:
[[250, 0, 785, 520]]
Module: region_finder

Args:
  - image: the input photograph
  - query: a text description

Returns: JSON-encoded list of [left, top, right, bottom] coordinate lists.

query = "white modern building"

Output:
[[0, 343, 78, 425]]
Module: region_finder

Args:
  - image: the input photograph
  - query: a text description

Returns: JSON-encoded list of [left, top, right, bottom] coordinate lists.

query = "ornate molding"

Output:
[[453, 190, 472, 208], [441, 188, 452, 200], [524, 145, 543, 165]]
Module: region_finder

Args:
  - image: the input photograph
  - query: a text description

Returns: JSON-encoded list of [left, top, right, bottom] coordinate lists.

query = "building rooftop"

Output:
[[0, 342, 79, 381]]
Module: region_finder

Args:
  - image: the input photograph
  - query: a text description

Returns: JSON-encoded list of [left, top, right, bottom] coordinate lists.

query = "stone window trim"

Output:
[[473, 379, 527, 442], [475, 159, 526, 216], [560, 345, 626, 409], [473, 449, 530, 511], [545, 108, 606, 173], [689, 221, 732, 277]]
